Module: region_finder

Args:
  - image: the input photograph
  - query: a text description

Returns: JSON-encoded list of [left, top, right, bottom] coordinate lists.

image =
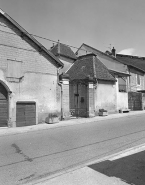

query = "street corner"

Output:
[[88, 144, 145, 185]]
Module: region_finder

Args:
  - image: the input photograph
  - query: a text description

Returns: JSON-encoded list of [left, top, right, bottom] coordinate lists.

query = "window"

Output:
[[7, 59, 23, 78], [118, 77, 127, 92], [137, 74, 140, 85]]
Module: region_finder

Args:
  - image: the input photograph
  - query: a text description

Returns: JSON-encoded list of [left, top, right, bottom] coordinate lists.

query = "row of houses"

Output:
[[0, 8, 145, 127], [51, 43, 145, 118]]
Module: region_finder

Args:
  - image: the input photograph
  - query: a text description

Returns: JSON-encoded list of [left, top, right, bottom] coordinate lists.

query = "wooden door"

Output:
[[128, 92, 142, 110], [16, 102, 36, 127], [0, 84, 8, 126], [70, 83, 87, 117]]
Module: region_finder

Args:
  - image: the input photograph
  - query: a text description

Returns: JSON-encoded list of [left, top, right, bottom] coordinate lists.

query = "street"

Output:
[[1, 113, 145, 185]]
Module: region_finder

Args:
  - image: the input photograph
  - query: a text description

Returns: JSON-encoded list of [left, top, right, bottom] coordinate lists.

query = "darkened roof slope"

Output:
[[0, 8, 63, 68], [78, 43, 120, 62], [117, 54, 145, 72], [67, 53, 116, 82], [51, 43, 77, 60]]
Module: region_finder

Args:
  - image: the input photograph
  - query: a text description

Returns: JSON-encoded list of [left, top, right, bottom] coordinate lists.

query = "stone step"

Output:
[[119, 109, 130, 113]]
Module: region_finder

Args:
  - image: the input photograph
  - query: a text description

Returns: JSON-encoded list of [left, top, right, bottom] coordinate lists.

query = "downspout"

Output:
[[57, 66, 63, 120], [93, 56, 98, 115]]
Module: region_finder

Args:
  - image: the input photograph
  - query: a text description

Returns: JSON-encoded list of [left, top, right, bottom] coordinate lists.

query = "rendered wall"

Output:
[[116, 77, 128, 110], [117, 92, 128, 110], [95, 82, 116, 113], [0, 16, 60, 127]]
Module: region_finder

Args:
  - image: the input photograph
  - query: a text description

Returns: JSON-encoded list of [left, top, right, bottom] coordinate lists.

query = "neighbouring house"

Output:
[[50, 42, 77, 73], [67, 53, 117, 117], [0, 8, 64, 127], [117, 54, 145, 110], [76, 44, 130, 112], [50, 42, 77, 119]]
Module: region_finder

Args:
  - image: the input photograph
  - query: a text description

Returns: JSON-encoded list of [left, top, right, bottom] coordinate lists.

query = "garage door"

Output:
[[16, 102, 36, 127], [128, 92, 142, 110], [0, 84, 8, 127]]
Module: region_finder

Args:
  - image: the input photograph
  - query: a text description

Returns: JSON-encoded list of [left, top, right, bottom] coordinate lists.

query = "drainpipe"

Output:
[[93, 56, 98, 115], [57, 67, 63, 120]]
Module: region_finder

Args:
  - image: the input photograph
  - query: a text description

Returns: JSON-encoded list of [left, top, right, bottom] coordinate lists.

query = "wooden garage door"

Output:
[[128, 92, 142, 110], [0, 84, 8, 127], [16, 102, 36, 127]]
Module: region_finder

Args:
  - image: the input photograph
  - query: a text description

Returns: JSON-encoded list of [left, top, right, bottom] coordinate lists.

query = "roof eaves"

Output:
[[109, 69, 130, 77], [0, 9, 63, 68]]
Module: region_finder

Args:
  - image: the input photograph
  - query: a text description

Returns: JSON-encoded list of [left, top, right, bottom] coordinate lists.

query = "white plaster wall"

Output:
[[95, 83, 116, 113], [117, 92, 128, 110]]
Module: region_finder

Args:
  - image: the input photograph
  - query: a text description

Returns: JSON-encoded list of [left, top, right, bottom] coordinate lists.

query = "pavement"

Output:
[[1, 110, 145, 185]]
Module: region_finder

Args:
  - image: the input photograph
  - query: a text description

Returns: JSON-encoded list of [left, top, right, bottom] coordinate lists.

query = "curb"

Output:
[[0, 110, 145, 137]]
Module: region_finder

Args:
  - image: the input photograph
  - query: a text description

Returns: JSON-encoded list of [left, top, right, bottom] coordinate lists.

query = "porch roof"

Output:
[[109, 70, 130, 77]]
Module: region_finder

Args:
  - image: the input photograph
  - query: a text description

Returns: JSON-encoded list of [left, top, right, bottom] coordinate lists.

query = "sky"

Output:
[[0, 0, 145, 56]]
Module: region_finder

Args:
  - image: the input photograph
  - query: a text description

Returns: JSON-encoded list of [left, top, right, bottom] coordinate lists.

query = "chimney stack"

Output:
[[112, 47, 116, 57]]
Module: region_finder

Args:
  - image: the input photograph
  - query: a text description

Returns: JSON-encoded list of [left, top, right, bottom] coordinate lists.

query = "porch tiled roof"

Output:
[[116, 54, 145, 72], [51, 43, 77, 60], [67, 54, 116, 82]]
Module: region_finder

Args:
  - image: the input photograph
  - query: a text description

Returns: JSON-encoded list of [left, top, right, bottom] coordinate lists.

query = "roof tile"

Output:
[[67, 54, 115, 82], [116, 54, 145, 72], [51, 43, 77, 60]]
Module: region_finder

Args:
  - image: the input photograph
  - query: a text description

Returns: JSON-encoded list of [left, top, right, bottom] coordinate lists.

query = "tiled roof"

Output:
[[67, 54, 116, 82], [78, 43, 118, 62], [116, 54, 145, 72], [51, 43, 77, 60]]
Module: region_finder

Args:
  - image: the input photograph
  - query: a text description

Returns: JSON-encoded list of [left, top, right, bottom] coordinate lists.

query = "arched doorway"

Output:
[[0, 83, 8, 127]]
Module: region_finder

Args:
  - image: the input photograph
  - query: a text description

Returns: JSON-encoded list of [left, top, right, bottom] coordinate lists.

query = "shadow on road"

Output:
[[89, 150, 145, 185]]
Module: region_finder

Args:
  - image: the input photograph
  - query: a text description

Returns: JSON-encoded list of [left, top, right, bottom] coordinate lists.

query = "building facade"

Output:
[[0, 9, 63, 127], [117, 54, 145, 110], [76, 44, 130, 112], [67, 53, 117, 117]]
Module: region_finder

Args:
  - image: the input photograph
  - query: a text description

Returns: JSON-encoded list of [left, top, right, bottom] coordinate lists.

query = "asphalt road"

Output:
[[1, 113, 145, 185]]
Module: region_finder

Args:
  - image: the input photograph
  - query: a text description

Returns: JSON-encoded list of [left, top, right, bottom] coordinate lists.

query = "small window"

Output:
[[137, 74, 140, 85], [7, 59, 23, 78]]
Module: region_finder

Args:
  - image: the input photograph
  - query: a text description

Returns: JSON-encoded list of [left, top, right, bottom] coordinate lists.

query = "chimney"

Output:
[[112, 47, 116, 57], [58, 40, 60, 55], [50, 43, 55, 50]]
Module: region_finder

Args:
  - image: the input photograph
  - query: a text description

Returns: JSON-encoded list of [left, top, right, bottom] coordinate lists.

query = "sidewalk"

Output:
[[0, 110, 145, 137], [37, 166, 130, 185], [33, 143, 145, 185]]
